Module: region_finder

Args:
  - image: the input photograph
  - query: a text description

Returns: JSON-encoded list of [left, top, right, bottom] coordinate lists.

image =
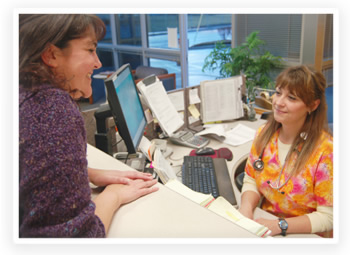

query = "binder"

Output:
[[199, 75, 245, 123], [180, 75, 246, 131]]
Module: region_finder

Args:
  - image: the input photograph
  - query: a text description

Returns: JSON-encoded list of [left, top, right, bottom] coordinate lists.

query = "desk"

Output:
[[88, 144, 257, 238], [87, 118, 320, 238]]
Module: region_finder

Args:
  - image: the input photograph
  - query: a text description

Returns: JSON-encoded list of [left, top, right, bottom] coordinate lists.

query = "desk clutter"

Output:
[[138, 138, 235, 205], [96, 68, 256, 157], [137, 137, 272, 237], [147, 145, 270, 237], [135, 73, 251, 148]]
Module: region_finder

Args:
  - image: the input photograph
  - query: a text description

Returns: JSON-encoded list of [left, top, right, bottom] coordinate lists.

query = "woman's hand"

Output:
[[94, 178, 159, 233], [105, 179, 159, 206], [88, 167, 154, 187], [255, 215, 312, 237]]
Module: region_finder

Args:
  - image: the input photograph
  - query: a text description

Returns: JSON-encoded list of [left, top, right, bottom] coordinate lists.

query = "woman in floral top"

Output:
[[239, 65, 333, 237]]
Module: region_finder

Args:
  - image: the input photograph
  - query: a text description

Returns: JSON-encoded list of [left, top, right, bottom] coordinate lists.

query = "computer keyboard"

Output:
[[182, 156, 217, 196], [181, 156, 237, 205]]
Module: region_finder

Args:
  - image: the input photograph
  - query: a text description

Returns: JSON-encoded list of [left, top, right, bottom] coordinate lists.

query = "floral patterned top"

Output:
[[245, 126, 333, 218]]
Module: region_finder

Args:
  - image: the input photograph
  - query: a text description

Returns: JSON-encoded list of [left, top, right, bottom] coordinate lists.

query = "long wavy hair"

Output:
[[19, 14, 106, 91], [255, 65, 330, 176]]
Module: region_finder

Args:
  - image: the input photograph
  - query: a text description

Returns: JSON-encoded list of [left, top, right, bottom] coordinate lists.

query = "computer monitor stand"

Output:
[[113, 152, 146, 172]]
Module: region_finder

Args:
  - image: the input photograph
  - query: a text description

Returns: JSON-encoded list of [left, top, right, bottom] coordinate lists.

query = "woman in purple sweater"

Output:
[[19, 14, 158, 237]]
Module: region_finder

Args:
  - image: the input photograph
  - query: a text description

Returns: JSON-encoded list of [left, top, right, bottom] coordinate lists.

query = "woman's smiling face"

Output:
[[272, 87, 310, 127], [53, 29, 102, 99]]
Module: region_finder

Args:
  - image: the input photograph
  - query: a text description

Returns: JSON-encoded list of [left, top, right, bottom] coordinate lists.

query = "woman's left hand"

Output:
[[255, 218, 280, 236], [88, 167, 154, 187]]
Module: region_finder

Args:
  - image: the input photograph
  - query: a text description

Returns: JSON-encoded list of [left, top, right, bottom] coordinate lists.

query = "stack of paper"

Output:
[[165, 179, 271, 237], [152, 148, 177, 183], [208, 197, 271, 237], [137, 79, 184, 136], [197, 123, 256, 146], [165, 178, 215, 207]]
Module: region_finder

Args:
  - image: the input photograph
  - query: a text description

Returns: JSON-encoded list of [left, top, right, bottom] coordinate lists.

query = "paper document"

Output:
[[197, 123, 256, 146], [167, 27, 178, 48], [138, 136, 152, 161], [197, 124, 227, 139], [165, 179, 271, 237], [200, 76, 244, 123], [224, 123, 256, 146], [188, 104, 200, 119], [153, 148, 177, 183], [168, 90, 185, 111], [188, 115, 200, 125], [189, 88, 201, 104], [208, 197, 271, 237], [137, 80, 184, 136], [165, 179, 214, 207]]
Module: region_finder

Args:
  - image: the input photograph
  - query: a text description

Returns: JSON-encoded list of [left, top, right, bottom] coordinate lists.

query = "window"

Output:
[[97, 14, 112, 43], [235, 14, 302, 62], [115, 14, 142, 46], [147, 14, 179, 49], [96, 49, 114, 71], [96, 13, 332, 89], [149, 58, 181, 87], [187, 14, 232, 86]]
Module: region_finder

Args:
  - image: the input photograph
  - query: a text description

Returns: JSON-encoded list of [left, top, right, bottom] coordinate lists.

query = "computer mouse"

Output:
[[195, 147, 215, 156]]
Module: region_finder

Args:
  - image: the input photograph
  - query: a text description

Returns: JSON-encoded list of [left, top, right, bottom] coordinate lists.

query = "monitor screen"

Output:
[[104, 64, 147, 155]]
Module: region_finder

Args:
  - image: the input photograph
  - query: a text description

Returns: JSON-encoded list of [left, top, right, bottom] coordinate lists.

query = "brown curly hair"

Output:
[[19, 14, 106, 90]]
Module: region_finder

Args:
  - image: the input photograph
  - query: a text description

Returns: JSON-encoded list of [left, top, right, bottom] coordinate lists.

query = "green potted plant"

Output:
[[202, 31, 284, 101]]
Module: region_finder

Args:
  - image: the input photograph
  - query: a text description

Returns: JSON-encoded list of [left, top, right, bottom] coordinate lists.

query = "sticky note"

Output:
[[188, 104, 200, 119]]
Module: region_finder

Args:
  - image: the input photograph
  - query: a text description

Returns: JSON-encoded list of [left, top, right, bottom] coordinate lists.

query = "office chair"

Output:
[[133, 65, 168, 80], [133, 65, 176, 91], [233, 155, 248, 193]]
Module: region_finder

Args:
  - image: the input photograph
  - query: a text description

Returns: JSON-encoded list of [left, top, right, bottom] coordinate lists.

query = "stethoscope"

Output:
[[253, 147, 294, 195], [252, 132, 306, 194], [253, 150, 265, 171]]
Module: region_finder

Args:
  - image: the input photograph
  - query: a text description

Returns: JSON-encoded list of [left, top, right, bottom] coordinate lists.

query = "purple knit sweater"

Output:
[[19, 84, 105, 237]]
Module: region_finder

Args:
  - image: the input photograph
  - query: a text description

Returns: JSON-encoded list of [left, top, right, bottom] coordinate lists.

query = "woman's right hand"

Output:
[[88, 167, 155, 187], [104, 178, 159, 207], [94, 178, 159, 234]]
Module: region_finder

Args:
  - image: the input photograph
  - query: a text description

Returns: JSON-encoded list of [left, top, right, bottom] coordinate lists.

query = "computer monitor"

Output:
[[104, 64, 147, 155]]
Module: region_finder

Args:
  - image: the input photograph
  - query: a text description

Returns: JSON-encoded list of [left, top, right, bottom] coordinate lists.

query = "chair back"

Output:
[[134, 66, 168, 80]]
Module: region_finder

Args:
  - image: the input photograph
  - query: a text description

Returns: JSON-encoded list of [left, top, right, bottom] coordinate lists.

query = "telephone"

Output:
[[169, 130, 209, 149]]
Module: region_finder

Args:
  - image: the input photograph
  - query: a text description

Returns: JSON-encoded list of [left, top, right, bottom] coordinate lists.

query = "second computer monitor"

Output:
[[104, 64, 147, 155]]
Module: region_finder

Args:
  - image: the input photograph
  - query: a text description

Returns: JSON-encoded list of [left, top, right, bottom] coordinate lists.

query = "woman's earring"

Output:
[[300, 132, 308, 140]]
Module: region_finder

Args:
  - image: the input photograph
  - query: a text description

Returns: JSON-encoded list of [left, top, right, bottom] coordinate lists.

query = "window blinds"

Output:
[[235, 14, 303, 62]]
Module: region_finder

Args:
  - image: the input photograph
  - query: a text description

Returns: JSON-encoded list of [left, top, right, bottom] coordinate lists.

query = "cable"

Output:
[[124, 153, 129, 164], [175, 167, 182, 178], [111, 138, 124, 148], [169, 154, 184, 162]]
